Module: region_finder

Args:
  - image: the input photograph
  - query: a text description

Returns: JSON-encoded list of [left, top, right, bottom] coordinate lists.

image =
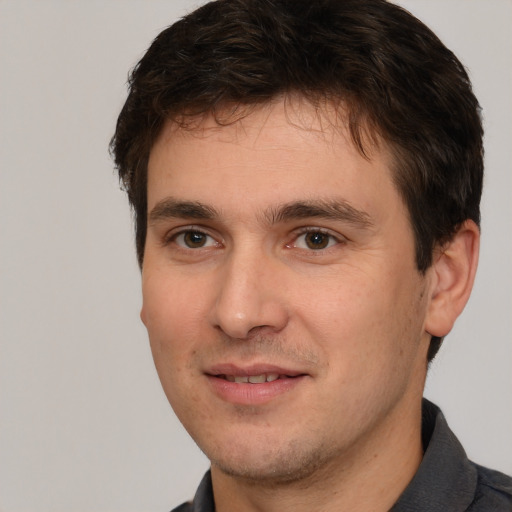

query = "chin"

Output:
[[207, 437, 334, 486]]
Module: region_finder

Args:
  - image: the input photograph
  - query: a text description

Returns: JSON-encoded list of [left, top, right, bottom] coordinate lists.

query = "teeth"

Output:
[[225, 373, 283, 383], [248, 374, 266, 384]]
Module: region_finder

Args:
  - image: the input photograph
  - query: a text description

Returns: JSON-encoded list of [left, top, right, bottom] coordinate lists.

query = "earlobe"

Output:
[[424, 220, 480, 338], [140, 306, 147, 327]]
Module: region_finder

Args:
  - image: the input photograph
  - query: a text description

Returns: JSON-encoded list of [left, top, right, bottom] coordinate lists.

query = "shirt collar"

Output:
[[191, 469, 215, 512], [391, 398, 477, 511]]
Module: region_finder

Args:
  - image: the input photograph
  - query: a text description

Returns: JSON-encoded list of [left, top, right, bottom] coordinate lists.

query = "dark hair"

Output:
[[110, 0, 483, 361]]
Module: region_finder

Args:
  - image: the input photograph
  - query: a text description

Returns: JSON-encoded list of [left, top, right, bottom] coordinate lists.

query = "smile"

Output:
[[206, 367, 307, 405], [221, 373, 283, 383]]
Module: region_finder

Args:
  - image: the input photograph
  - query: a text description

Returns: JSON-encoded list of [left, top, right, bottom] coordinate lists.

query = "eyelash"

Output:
[[290, 228, 344, 251], [164, 227, 219, 249], [164, 226, 344, 252]]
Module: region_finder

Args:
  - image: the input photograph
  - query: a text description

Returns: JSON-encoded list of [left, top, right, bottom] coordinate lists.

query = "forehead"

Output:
[[156, 95, 386, 158], [147, 98, 398, 218]]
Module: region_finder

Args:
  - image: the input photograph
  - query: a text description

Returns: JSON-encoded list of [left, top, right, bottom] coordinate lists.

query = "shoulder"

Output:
[[468, 464, 512, 511]]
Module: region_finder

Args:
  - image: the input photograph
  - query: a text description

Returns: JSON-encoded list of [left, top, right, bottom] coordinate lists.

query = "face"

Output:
[[141, 99, 433, 484]]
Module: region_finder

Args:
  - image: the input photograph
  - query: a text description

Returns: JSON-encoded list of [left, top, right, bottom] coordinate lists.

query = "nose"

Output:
[[210, 249, 289, 340]]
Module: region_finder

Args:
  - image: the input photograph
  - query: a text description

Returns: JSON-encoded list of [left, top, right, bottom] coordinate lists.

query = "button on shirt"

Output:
[[171, 400, 512, 511]]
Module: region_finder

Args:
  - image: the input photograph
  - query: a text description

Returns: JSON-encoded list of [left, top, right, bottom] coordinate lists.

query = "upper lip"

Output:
[[206, 363, 306, 378]]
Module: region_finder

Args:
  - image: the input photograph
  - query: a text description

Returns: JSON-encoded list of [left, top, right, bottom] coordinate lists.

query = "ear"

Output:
[[425, 220, 480, 338]]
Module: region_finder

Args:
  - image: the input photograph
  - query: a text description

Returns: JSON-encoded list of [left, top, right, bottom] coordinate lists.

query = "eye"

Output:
[[173, 230, 217, 249], [293, 230, 339, 250]]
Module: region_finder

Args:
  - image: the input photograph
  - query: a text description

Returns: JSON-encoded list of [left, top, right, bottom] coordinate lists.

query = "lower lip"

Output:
[[206, 375, 306, 405]]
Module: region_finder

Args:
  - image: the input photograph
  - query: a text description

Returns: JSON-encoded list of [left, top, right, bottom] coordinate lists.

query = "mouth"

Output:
[[216, 373, 300, 384], [205, 365, 307, 405]]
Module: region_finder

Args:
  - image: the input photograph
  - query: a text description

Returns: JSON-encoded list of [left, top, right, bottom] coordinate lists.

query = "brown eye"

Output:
[[304, 231, 331, 250], [174, 231, 215, 249], [184, 231, 207, 248]]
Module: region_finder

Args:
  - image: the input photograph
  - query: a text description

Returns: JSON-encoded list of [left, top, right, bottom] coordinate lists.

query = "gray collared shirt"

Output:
[[172, 400, 512, 511]]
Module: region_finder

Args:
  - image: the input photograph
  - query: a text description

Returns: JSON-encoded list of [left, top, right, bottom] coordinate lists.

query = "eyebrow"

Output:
[[149, 199, 218, 224], [265, 199, 374, 229], [148, 197, 374, 229]]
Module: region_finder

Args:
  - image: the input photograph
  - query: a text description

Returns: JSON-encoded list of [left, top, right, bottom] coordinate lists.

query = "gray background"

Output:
[[1, 1, 510, 511]]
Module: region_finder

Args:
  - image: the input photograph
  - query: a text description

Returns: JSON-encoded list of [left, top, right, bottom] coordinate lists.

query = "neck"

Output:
[[211, 394, 424, 512]]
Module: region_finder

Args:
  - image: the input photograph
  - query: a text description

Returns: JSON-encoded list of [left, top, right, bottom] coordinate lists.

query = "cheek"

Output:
[[300, 267, 423, 373], [143, 268, 206, 330], [141, 274, 204, 370], [302, 274, 384, 339], [141, 278, 209, 414]]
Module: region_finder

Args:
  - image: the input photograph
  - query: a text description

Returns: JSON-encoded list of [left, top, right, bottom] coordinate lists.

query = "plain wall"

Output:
[[0, 1, 510, 511]]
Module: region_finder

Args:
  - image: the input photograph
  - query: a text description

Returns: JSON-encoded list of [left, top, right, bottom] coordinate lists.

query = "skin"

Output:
[[141, 98, 479, 511]]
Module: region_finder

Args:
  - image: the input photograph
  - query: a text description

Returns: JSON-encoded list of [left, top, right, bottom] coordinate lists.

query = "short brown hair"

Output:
[[110, 0, 483, 361]]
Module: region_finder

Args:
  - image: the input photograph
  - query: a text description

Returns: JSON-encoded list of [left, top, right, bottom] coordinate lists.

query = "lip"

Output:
[[208, 363, 304, 378], [206, 363, 308, 405]]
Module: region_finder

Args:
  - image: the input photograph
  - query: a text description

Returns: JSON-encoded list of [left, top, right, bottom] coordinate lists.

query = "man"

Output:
[[110, 0, 512, 510]]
